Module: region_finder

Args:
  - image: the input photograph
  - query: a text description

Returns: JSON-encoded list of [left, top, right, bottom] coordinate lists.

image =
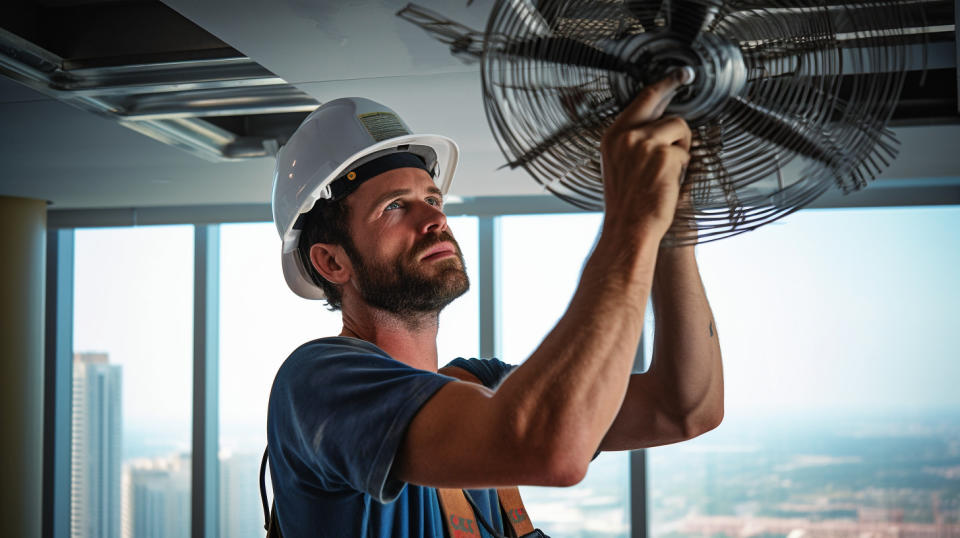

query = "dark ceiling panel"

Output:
[[3, 0, 239, 68]]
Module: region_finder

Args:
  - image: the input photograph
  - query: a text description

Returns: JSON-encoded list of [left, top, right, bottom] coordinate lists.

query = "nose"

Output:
[[417, 200, 447, 235]]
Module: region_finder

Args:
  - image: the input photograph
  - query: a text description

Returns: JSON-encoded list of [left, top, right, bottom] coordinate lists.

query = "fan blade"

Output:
[[624, 0, 663, 31], [728, 95, 845, 169], [531, 0, 644, 34], [667, 0, 718, 44], [497, 36, 642, 78], [502, 119, 606, 170], [498, 96, 617, 170], [503, 0, 552, 37]]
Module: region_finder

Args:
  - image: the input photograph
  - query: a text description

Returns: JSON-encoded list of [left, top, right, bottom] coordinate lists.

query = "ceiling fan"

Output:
[[399, 0, 955, 244]]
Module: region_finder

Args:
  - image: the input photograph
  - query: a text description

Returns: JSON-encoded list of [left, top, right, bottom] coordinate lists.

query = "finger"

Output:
[[644, 116, 692, 152], [667, 145, 693, 169], [615, 71, 686, 126], [648, 145, 692, 181]]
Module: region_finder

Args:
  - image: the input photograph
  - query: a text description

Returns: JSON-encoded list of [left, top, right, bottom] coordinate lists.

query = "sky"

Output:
[[73, 205, 960, 456]]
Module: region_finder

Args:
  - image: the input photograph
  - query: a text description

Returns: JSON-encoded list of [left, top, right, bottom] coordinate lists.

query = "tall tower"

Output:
[[71, 352, 123, 538], [220, 451, 265, 538], [127, 454, 190, 538]]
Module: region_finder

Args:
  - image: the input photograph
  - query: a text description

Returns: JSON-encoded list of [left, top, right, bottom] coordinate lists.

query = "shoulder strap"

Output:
[[437, 366, 537, 537], [260, 446, 285, 537], [437, 488, 484, 537], [260, 447, 271, 531], [496, 488, 535, 536]]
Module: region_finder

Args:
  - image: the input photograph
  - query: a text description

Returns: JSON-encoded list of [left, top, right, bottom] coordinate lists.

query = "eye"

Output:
[[427, 196, 442, 208], [385, 200, 401, 211]]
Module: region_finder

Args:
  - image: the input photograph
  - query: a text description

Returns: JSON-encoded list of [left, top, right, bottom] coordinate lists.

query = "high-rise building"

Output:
[[126, 454, 191, 538], [220, 451, 266, 538], [71, 352, 123, 538]]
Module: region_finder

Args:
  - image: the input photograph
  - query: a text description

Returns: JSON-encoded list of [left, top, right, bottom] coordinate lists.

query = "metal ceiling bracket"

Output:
[[0, 28, 317, 162]]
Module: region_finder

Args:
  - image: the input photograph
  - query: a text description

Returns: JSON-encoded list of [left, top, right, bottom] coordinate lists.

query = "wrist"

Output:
[[601, 213, 672, 246], [592, 228, 662, 277], [658, 243, 696, 260]]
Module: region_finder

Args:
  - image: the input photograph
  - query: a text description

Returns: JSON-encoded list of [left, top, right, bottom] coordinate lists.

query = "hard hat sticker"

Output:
[[347, 171, 357, 180], [358, 112, 409, 142]]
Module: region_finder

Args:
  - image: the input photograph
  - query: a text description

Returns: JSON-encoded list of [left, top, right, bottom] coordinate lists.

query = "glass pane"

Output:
[[218, 222, 341, 538], [217, 217, 479, 538], [438, 216, 480, 362], [501, 213, 631, 538], [73, 225, 194, 538], [649, 206, 960, 537]]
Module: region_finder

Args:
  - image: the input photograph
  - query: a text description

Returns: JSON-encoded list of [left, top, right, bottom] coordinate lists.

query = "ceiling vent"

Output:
[[0, 0, 320, 161]]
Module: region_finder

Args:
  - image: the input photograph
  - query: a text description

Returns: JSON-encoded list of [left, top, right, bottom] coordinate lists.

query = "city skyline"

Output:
[[70, 351, 266, 538]]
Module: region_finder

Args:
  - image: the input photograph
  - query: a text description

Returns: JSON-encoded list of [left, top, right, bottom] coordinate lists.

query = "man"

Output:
[[267, 72, 723, 537]]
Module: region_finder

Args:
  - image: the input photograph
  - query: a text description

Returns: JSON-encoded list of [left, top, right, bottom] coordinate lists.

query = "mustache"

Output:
[[412, 231, 461, 259]]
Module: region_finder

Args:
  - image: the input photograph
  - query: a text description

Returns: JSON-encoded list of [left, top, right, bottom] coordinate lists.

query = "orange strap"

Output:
[[437, 487, 535, 538], [496, 487, 535, 536], [436, 366, 537, 537], [437, 488, 483, 537]]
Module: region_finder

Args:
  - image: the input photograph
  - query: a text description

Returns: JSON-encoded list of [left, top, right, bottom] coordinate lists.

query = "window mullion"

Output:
[[192, 224, 220, 538], [44, 228, 74, 538], [631, 309, 650, 538], [478, 216, 502, 359]]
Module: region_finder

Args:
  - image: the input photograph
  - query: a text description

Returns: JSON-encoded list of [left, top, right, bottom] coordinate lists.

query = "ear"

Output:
[[309, 243, 353, 285]]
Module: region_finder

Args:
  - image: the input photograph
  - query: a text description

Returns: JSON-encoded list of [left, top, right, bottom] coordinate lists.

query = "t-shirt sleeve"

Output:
[[268, 339, 455, 503], [444, 357, 516, 389]]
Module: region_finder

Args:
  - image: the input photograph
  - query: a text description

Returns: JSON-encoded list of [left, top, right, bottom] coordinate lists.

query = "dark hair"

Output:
[[296, 197, 355, 311]]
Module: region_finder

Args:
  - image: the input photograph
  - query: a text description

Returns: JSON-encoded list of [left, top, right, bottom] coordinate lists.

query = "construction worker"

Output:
[[266, 72, 723, 537]]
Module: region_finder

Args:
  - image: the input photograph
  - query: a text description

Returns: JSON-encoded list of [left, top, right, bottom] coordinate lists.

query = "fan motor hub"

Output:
[[610, 32, 747, 122]]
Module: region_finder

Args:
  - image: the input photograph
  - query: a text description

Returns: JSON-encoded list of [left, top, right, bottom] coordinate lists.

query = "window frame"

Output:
[[43, 183, 960, 538]]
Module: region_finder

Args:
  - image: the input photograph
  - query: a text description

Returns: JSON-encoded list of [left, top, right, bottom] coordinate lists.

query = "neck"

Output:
[[339, 302, 440, 372]]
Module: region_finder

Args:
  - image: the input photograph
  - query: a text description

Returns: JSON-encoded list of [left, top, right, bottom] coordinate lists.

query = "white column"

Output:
[[0, 195, 47, 538]]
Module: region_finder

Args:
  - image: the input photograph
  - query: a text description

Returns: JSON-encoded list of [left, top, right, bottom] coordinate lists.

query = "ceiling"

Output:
[[0, 0, 958, 211]]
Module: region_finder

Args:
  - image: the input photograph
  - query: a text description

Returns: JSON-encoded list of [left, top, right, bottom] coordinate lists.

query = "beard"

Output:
[[348, 230, 470, 317]]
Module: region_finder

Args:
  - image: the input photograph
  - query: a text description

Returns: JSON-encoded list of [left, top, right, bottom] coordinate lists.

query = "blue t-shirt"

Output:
[[267, 336, 515, 538]]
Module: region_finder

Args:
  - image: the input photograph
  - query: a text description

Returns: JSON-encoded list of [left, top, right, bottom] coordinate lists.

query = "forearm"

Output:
[[492, 231, 661, 471], [648, 245, 723, 431]]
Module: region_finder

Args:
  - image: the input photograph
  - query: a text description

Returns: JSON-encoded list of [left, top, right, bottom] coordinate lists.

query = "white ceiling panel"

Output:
[[160, 0, 490, 84]]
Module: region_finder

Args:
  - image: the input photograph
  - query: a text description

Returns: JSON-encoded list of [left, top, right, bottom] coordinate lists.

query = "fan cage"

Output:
[[480, 0, 917, 245]]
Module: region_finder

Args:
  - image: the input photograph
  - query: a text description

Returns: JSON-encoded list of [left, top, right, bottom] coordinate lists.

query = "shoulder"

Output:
[[275, 336, 389, 379], [287, 335, 387, 363], [443, 357, 516, 389], [269, 336, 427, 409], [271, 336, 459, 403]]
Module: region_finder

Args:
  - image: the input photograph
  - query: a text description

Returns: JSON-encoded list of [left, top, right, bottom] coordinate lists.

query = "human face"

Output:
[[342, 167, 469, 316]]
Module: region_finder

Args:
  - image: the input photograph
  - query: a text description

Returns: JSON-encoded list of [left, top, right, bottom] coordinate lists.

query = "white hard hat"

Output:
[[272, 97, 459, 300]]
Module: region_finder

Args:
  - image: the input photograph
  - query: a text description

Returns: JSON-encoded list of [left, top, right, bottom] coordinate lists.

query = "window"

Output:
[[73, 226, 194, 538], [55, 202, 960, 538], [648, 207, 960, 537], [501, 213, 631, 538], [437, 216, 480, 362], [217, 222, 341, 538]]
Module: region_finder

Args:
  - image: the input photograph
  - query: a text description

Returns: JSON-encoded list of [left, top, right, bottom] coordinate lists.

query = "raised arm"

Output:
[[395, 73, 694, 489], [599, 242, 724, 451]]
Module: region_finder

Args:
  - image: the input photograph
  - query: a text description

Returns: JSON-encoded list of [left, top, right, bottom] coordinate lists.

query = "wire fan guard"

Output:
[[478, 0, 919, 244]]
